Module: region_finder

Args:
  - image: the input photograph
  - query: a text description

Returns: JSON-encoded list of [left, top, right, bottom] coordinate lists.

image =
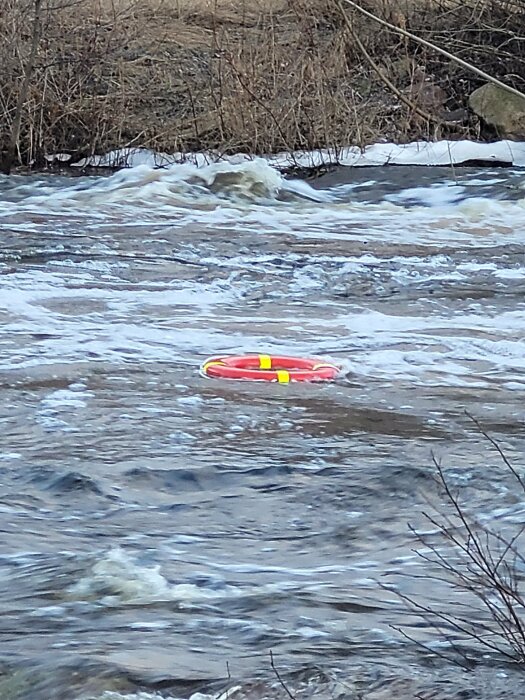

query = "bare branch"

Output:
[[334, 0, 442, 126], [465, 410, 525, 492], [270, 650, 296, 700], [340, 0, 525, 102]]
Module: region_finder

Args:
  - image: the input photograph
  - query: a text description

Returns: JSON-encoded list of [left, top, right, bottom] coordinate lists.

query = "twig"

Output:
[[392, 427, 525, 665], [465, 410, 525, 492], [390, 622, 475, 671], [269, 650, 296, 700]]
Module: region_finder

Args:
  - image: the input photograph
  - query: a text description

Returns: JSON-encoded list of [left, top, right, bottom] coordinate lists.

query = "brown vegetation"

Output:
[[1, 0, 525, 169]]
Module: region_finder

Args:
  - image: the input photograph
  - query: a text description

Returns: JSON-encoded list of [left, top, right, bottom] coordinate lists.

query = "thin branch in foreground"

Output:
[[270, 650, 296, 700], [390, 622, 475, 671], [465, 410, 525, 492], [394, 419, 525, 666]]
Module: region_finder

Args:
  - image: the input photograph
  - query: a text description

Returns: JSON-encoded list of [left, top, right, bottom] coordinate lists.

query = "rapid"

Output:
[[0, 158, 524, 699]]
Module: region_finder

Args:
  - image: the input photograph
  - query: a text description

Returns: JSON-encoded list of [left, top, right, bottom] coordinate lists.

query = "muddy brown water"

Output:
[[0, 162, 525, 699]]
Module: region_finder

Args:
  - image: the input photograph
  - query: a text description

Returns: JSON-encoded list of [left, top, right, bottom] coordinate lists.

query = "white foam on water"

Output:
[[0, 159, 321, 216], [34, 387, 95, 432], [40, 388, 93, 411], [1, 250, 524, 391], [1, 157, 524, 394], [494, 268, 525, 279], [386, 184, 466, 206], [1, 157, 524, 248], [0, 267, 247, 369], [86, 694, 183, 700], [327, 308, 525, 387], [67, 548, 241, 606], [86, 694, 168, 700], [168, 195, 525, 246], [0, 269, 236, 315], [86, 690, 242, 700]]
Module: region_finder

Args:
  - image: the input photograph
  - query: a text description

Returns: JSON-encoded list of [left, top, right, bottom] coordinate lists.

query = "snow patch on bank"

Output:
[[54, 139, 525, 170]]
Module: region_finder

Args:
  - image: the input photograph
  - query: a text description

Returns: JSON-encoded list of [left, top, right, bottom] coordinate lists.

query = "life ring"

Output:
[[201, 354, 340, 383]]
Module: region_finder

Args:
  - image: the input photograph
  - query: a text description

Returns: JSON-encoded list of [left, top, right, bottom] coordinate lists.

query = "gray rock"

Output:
[[469, 82, 525, 139]]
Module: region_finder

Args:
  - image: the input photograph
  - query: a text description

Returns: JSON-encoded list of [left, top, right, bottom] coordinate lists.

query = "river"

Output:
[[0, 159, 524, 699]]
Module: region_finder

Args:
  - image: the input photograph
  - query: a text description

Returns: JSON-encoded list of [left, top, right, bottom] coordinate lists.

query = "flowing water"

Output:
[[0, 159, 525, 699]]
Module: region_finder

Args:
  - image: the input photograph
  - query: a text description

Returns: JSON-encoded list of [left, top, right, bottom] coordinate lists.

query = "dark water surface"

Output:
[[0, 161, 525, 699]]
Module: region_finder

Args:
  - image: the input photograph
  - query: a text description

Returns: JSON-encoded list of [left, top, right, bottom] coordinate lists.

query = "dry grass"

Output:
[[1, 0, 524, 168]]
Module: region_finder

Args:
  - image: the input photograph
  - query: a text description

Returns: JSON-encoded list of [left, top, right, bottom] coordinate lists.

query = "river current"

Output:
[[0, 159, 525, 699]]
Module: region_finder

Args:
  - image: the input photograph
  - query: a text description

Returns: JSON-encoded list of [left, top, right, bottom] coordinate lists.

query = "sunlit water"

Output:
[[1, 160, 525, 699]]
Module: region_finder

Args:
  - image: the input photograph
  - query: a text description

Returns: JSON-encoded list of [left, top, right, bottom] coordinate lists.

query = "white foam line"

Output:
[[0, 271, 237, 319]]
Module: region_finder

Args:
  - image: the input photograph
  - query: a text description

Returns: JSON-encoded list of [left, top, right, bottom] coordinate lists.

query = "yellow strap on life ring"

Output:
[[259, 354, 272, 370], [203, 360, 225, 373], [276, 370, 290, 384]]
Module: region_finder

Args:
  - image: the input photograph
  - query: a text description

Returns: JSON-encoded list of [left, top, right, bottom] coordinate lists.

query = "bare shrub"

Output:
[[206, 0, 379, 155], [394, 416, 525, 668], [356, 0, 525, 116]]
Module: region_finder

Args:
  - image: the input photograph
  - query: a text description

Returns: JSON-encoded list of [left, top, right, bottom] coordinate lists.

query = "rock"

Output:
[[469, 82, 525, 139]]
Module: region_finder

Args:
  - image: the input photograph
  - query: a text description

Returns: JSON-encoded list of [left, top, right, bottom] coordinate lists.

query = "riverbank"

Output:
[[1, 0, 525, 169]]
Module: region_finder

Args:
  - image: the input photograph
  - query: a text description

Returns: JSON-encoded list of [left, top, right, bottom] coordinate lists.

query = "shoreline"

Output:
[[21, 140, 525, 180], [2, 0, 525, 174]]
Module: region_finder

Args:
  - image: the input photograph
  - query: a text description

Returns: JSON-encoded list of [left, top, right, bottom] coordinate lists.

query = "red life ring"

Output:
[[201, 354, 340, 383]]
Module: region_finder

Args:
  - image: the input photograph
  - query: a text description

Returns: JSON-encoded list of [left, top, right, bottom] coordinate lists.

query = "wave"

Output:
[[0, 159, 326, 215], [0, 155, 523, 248], [66, 548, 242, 606]]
